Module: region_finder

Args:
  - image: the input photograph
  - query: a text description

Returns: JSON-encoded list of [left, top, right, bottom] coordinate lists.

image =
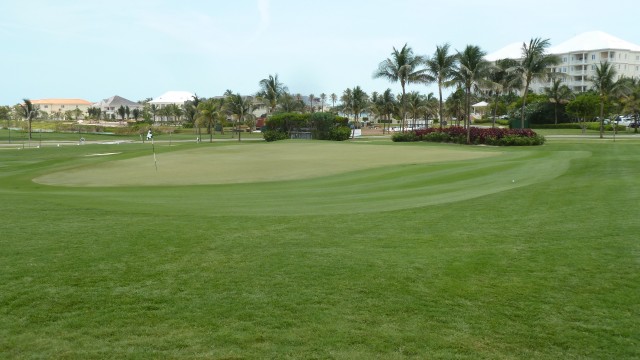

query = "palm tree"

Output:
[[225, 93, 254, 141], [20, 98, 38, 140], [196, 98, 221, 142], [257, 74, 287, 114], [308, 93, 315, 112], [320, 93, 327, 112], [592, 62, 628, 138], [373, 43, 428, 131], [620, 78, 640, 132], [445, 88, 466, 126], [425, 43, 457, 128], [511, 38, 561, 128], [487, 58, 522, 127], [340, 88, 353, 120], [406, 92, 425, 129], [450, 44, 490, 143], [545, 78, 572, 125], [150, 104, 158, 123], [380, 88, 396, 133], [330, 93, 337, 110], [278, 93, 304, 112], [350, 86, 369, 137]]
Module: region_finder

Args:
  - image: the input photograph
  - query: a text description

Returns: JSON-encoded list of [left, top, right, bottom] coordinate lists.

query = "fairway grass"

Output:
[[1, 139, 638, 359]]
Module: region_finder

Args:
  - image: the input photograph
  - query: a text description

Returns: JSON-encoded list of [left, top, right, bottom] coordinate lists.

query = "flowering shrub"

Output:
[[392, 126, 545, 146]]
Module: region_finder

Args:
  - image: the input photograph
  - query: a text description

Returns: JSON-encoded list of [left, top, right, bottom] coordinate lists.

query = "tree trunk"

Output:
[[521, 81, 530, 128], [438, 84, 444, 129], [599, 100, 604, 139], [466, 87, 471, 144]]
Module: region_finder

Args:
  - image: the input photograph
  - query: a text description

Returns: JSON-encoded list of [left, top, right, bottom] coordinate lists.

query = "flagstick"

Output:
[[152, 137, 158, 172]]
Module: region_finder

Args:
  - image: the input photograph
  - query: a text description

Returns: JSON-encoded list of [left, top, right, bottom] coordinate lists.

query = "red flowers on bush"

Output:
[[401, 126, 544, 146]]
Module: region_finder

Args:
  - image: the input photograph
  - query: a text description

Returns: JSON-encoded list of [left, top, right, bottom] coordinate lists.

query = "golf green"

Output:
[[34, 141, 497, 187]]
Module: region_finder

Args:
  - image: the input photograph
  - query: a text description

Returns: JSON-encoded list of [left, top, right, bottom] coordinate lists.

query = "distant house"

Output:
[[149, 91, 195, 107], [148, 91, 196, 123], [93, 95, 143, 119], [31, 98, 92, 119]]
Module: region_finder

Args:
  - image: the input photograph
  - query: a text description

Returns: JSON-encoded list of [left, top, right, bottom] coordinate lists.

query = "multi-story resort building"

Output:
[[486, 31, 640, 93]]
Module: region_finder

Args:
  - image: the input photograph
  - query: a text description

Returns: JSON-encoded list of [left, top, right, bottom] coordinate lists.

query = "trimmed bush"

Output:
[[392, 126, 545, 146], [263, 130, 289, 142], [328, 126, 351, 141], [391, 132, 419, 142]]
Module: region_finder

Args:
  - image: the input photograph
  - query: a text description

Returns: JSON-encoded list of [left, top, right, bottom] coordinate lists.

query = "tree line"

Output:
[[5, 37, 640, 141]]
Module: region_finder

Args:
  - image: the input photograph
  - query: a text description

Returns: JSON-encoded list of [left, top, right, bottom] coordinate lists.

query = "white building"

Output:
[[148, 91, 195, 107], [486, 31, 640, 93], [93, 95, 143, 119]]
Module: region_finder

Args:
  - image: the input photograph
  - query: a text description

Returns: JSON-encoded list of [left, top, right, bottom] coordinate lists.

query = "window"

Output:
[[592, 54, 596, 60], [44, 105, 48, 109], [562, 67, 567, 73], [562, 57, 567, 63], [61, 105, 65, 108]]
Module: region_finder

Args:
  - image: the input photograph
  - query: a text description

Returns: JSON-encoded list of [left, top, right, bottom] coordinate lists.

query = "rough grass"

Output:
[[0, 139, 638, 359]]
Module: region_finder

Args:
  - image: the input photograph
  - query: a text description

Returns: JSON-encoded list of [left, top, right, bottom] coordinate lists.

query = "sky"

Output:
[[2, 0, 639, 106]]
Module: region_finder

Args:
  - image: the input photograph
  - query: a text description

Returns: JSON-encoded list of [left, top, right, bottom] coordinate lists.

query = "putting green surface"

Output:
[[30, 141, 589, 216], [35, 141, 498, 187]]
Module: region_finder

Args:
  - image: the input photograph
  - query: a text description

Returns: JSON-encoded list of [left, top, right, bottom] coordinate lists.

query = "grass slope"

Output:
[[0, 139, 638, 359]]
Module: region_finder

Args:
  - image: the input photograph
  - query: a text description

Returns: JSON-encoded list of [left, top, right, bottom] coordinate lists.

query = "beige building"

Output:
[[31, 98, 93, 119], [486, 31, 640, 93]]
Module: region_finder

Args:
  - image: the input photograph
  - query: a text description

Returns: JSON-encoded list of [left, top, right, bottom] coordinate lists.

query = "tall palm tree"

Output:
[[592, 62, 628, 138], [225, 93, 254, 141], [320, 93, 327, 112], [371, 88, 396, 134], [373, 43, 428, 131], [308, 93, 315, 112], [380, 88, 396, 133], [450, 44, 490, 143], [425, 43, 457, 128], [511, 38, 561, 128], [20, 98, 38, 140], [340, 88, 353, 120], [257, 74, 287, 114], [330, 93, 337, 109], [340, 87, 369, 138], [545, 78, 572, 125], [350, 86, 369, 137]]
